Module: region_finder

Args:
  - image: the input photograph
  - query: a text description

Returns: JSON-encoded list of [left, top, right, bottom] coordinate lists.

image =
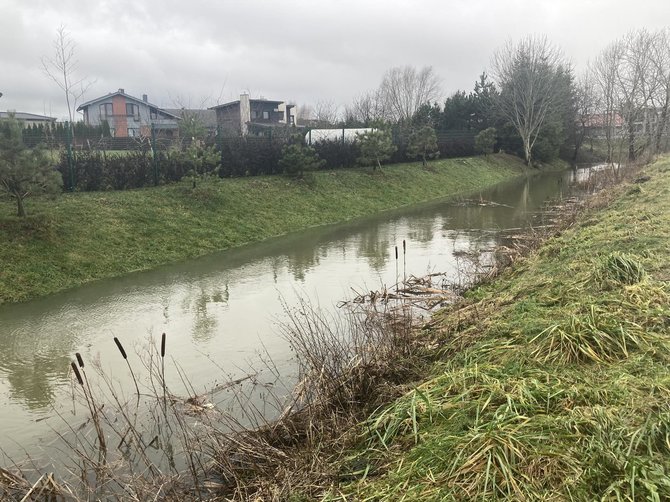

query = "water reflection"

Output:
[[0, 168, 595, 456], [356, 226, 391, 271]]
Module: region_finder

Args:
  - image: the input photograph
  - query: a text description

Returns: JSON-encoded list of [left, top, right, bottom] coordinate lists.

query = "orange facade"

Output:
[[112, 95, 128, 137]]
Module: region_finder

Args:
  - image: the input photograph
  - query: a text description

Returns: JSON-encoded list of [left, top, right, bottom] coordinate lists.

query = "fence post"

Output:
[[342, 127, 345, 145], [66, 122, 75, 191], [151, 123, 159, 186], [308, 129, 312, 145]]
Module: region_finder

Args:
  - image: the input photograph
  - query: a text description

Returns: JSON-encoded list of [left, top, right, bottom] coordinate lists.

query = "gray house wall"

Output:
[[78, 90, 178, 138]]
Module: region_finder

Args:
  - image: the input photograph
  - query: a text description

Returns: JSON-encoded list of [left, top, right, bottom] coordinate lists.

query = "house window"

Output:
[[289, 115, 295, 125], [128, 127, 140, 137], [126, 103, 140, 120], [251, 110, 257, 119], [99, 103, 113, 119], [262, 111, 269, 120], [150, 107, 158, 120]]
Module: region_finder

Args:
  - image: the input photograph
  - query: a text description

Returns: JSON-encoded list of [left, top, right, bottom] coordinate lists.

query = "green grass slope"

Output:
[[0, 154, 528, 304], [333, 157, 670, 501]]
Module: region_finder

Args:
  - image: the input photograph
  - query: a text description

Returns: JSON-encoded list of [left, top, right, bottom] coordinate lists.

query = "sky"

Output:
[[2, 0, 670, 121]]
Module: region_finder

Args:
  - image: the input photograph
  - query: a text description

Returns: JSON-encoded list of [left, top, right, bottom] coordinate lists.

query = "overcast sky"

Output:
[[2, 0, 669, 121]]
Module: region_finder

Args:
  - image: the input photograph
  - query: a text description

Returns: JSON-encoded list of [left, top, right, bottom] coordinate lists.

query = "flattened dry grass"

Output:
[[327, 156, 670, 501]]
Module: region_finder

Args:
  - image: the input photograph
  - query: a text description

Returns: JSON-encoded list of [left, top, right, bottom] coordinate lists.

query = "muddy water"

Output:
[[0, 166, 599, 461]]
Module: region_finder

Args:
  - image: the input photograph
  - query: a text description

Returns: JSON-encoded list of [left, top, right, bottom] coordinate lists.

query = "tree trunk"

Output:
[[654, 103, 669, 154], [628, 123, 636, 161], [523, 138, 533, 168], [16, 196, 26, 218]]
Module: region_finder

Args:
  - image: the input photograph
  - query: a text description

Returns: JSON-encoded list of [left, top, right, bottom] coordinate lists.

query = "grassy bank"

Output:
[[317, 157, 670, 500], [0, 154, 532, 304]]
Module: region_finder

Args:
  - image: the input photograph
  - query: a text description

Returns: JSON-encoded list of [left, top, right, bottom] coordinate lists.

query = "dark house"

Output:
[[210, 94, 298, 136]]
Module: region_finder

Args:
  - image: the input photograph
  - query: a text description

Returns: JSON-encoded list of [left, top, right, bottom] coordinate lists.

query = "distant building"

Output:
[[163, 108, 218, 137], [210, 94, 298, 136], [77, 89, 180, 138], [0, 111, 56, 128], [583, 113, 624, 138]]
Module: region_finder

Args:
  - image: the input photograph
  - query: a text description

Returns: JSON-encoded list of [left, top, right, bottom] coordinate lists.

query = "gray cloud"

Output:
[[2, 0, 669, 120]]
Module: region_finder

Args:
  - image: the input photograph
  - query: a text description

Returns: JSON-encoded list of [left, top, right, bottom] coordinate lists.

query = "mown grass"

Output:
[[0, 154, 532, 304], [322, 156, 670, 501]]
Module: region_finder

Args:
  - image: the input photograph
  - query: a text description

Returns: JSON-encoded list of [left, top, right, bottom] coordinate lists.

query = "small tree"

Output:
[[279, 143, 324, 178], [181, 143, 220, 188], [406, 126, 440, 166], [0, 116, 62, 217], [356, 130, 396, 171], [474, 127, 497, 156], [41, 25, 95, 142]]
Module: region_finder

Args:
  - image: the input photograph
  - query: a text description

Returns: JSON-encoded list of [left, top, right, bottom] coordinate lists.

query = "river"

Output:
[[0, 166, 600, 464]]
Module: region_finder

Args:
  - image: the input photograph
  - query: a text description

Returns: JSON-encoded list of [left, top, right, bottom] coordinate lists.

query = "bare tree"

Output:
[[615, 30, 659, 160], [41, 25, 95, 134], [313, 100, 341, 127], [571, 72, 598, 164], [648, 29, 670, 154], [492, 36, 567, 167], [297, 103, 314, 124], [344, 89, 389, 126], [590, 41, 625, 163], [169, 94, 214, 144], [591, 29, 670, 162], [378, 66, 441, 123]]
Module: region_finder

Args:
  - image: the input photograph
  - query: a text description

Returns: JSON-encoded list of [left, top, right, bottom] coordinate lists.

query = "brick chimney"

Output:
[[142, 94, 148, 102]]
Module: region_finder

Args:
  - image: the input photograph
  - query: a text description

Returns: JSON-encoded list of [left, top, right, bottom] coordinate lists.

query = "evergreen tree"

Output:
[[407, 126, 440, 166], [441, 91, 476, 130], [474, 127, 497, 156], [0, 116, 62, 217], [356, 130, 396, 171], [279, 143, 325, 178]]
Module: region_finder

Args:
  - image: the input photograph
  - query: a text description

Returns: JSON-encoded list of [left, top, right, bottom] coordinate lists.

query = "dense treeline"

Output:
[[6, 29, 670, 198]]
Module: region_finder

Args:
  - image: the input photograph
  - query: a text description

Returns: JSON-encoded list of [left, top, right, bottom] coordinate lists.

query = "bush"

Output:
[[475, 127, 497, 156], [219, 137, 283, 177], [312, 140, 360, 169], [279, 144, 325, 177]]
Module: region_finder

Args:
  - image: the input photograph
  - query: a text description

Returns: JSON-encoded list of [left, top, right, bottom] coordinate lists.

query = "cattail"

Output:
[[395, 246, 398, 260], [71, 362, 83, 385], [403, 239, 406, 255], [114, 337, 127, 359], [161, 333, 166, 358], [75, 352, 84, 368]]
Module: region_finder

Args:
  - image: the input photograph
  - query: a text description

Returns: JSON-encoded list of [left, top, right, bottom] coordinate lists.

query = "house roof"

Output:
[[210, 98, 285, 110], [583, 113, 624, 128], [76, 90, 181, 119], [164, 108, 218, 129], [0, 111, 56, 121]]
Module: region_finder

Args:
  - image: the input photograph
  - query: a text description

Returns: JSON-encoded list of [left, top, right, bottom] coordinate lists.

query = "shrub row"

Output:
[[56, 148, 221, 191], [56, 129, 477, 192]]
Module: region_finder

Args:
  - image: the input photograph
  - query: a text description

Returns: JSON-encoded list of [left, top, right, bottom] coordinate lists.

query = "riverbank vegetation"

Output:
[[0, 153, 534, 304], [4, 157, 666, 501], [170, 156, 668, 500], [301, 156, 670, 500]]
